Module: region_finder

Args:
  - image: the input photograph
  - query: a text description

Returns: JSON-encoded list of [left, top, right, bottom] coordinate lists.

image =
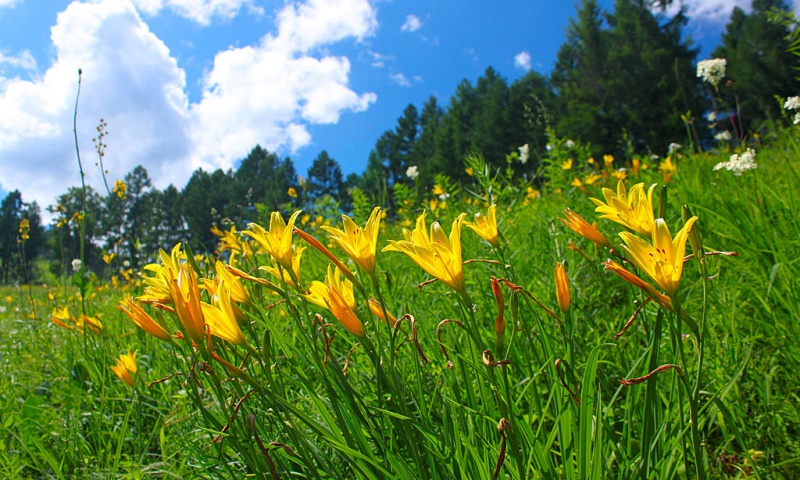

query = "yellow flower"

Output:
[[554, 260, 570, 312], [432, 184, 445, 196], [588, 157, 596, 165], [117, 297, 173, 342], [659, 157, 676, 182], [244, 211, 302, 272], [110, 351, 137, 388], [525, 187, 540, 201], [18, 218, 30, 240], [632, 158, 641, 175], [368, 297, 396, 325], [102, 252, 116, 265], [321, 206, 382, 277], [113, 180, 127, 199], [77, 314, 103, 334], [561, 158, 573, 170], [210, 225, 252, 257], [260, 246, 305, 290], [570, 177, 584, 188], [287, 187, 298, 198], [591, 181, 656, 236], [465, 167, 474, 176], [612, 169, 627, 181], [464, 204, 499, 248], [602, 260, 673, 309], [201, 281, 250, 348], [51, 305, 73, 330], [138, 244, 184, 304], [603, 154, 614, 167], [305, 266, 364, 337], [583, 173, 601, 185], [560, 209, 611, 248], [619, 216, 699, 297], [383, 211, 467, 295], [169, 263, 205, 344], [206, 261, 250, 304]]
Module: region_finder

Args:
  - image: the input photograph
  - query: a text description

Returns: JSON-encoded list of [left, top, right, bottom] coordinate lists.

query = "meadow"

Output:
[[1, 128, 799, 480]]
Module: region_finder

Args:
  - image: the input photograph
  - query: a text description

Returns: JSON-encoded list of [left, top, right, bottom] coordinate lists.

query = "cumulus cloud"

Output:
[[0, 0, 21, 8], [389, 72, 411, 87], [0, 0, 378, 219], [514, 50, 531, 71], [130, 0, 259, 25], [0, 50, 37, 71], [400, 14, 422, 32]]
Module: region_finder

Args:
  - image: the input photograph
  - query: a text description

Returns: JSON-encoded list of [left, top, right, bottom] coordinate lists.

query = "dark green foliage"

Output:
[[0, 191, 44, 283], [306, 150, 344, 201]]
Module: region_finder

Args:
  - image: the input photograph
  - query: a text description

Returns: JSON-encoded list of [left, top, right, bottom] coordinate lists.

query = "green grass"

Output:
[[1, 131, 799, 479]]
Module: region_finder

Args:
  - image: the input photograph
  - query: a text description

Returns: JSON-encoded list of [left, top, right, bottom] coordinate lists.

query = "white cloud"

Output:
[[662, 0, 751, 23], [130, 0, 257, 25], [400, 14, 422, 32], [0, 50, 37, 71], [0, 0, 378, 220], [389, 72, 410, 87], [0, 0, 21, 8], [514, 50, 531, 71]]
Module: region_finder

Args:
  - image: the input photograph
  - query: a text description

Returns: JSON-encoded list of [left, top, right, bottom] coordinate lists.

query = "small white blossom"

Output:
[[565, 139, 576, 149], [784, 96, 800, 111], [794, 113, 800, 125], [713, 148, 757, 176], [518, 144, 530, 164], [697, 58, 727, 87], [405, 165, 419, 180], [123, 260, 131, 268], [714, 130, 732, 142], [668, 143, 682, 155], [72, 258, 82, 272], [438, 192, 451, 202], [707, 111, 718, 122]]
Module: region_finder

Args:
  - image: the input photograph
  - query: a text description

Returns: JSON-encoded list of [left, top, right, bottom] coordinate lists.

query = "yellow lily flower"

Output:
[[110, 351, 137, 388], [244, 210, 302, 271], [382, 211, 467, 295], [321, 206, 382, 277], [368, 297, 396, 325], [619, 216, 699, 297], [260, 246, 305, 290], [138, 243, 184, 304], [117, 297, 173, 342], [602, 259, 673, 309], [211, 224, 252, 257], [464, 204, 499, 248], [305, 266, 364, 337], [51, 305, 73, 330], [169, 262, 205, 345], [201, 281, 250, 348], [203, 261, 250, 304], [560, 208, 611, 248], [591, 181, 656, 236], [554, 260, 570, 312]]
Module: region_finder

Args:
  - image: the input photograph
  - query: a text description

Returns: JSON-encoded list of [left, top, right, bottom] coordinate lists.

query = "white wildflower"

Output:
[[72, 259, 82, 272], [438, 192, 451, 202], [518, 144, 530, 164], [123, 260, 131, 268], [707, 111, 718, 122], [405, 165, 419, 180], [784, 96, 800, 111], [668, 143, 682, 155], [795, 113, 800, 125], [565, 139, 576, 149], [697, 58, 727, 87], [714, 130, 732, 142], [713, 148, 757, 176]]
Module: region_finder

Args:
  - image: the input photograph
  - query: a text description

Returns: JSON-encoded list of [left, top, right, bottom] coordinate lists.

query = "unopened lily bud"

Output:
[[491, 276, 506, 342], [554, 260, 571, 313], [681, 205, 704, 262]]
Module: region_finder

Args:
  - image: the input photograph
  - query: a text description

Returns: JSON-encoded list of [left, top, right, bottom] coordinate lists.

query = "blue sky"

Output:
[[0, 0, 776, 218]]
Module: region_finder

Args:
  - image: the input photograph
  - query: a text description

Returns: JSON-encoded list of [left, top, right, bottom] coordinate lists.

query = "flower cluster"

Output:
[[784, 96, 800, 125], [713, 148, 757, 176], [696, 58, 726, 87]]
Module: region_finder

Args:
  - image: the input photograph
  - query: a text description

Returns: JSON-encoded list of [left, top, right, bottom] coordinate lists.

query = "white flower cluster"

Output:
[[406, 165, 419, 180], [713, 148, 757, 176], [783, 96, 800, 125], [696, 58, 726, 87], [518, 144, 529, 164], [714, 130, 732, 142]]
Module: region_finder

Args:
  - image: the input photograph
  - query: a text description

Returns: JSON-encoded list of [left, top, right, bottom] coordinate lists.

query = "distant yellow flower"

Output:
[[659, 157, 676, 182], [77, 314, 103, 334], [583, 173, 601, 185], [5, 296, 12, 303], [201, 281, 250, 348], [305, 266, 364, 337], [432, 184, 445, 196], [554, 260, 570, 312], [464, 204, 499, 248], [632, 158, 641, 174], [465, 167, 474, 176], [102, 252, 116, 265], [51, 305, 73, 330], [260, 246, 305, 290], [612, 169, 627, 181], [619, 216, 698, 297], [560, 208, 611, 248], [244, 211, 302, 272], [110, 351, 137, 388], [287, 187, 298, 198], [117, 297, 173, 342], [561, 158, 573, 170], [570, 177, 584, 188], [210, 225, 251, 257], [591, 181, 656, 236], [169, 263, 205, 344], [525, 187, 540, 201], [604, 154, 614, 167], [138, 244, 184, 304], [321, 206, 382, 277], [18, 218, 30, 240], [113, 180, 127, 199], [383, 211, 468, 295], [588, 157, 596, 165]]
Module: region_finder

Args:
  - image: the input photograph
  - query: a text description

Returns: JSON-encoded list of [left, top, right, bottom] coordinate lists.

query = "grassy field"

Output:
[[1, 130, 799, 479]]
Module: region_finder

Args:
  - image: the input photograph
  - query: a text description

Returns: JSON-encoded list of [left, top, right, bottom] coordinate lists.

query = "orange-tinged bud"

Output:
[[554, 260, 570, 313]]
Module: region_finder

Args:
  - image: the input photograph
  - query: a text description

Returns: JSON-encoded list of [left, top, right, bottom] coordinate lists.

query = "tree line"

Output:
[[1, 0, 795, 284]]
